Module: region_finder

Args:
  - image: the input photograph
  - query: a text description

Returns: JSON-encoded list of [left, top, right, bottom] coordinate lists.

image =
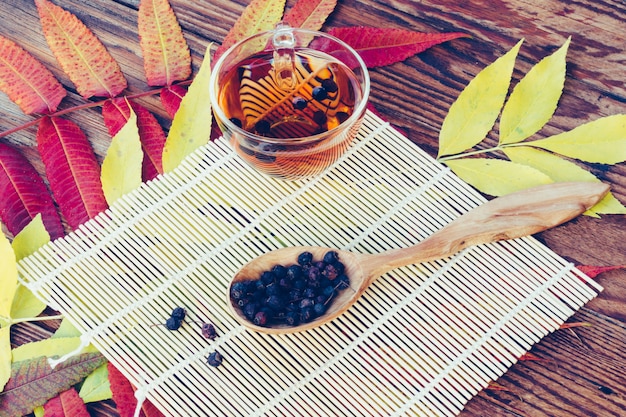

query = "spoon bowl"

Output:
[[227, 182, 610, 334]]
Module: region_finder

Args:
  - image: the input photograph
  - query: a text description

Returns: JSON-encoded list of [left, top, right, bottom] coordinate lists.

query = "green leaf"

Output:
[[444, 157, 552, 196], [11, 214, 50, 261], [78, 363, 112, 403], [1, 326, 10, 392], [437, 39, 523, 158], [162, 44, 213, 172], [33, 406, 44, 417], [505, 146, 626, 216], [0, 231, 17, 319], [529, 114, 626, 164], [11, 337, 98, 363], [101, 105, 143, 205], [0, 352, 106, 417], [500, 37, 570, 144], [52, 318, 82, 338]]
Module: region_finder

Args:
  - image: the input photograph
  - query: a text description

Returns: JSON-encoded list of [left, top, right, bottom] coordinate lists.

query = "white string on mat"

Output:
[[16, 111, 602, 417]]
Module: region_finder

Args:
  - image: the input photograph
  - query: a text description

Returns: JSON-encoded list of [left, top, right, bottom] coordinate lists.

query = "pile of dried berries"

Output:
[[230, 250, 350, 327]]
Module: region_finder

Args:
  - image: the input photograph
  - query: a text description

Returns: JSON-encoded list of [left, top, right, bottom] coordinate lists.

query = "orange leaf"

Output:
[[559, 322, 593, 330], [35, 0, 127, 98], [577, 264, 626, 279], [0, 35, 66, 114], [213, 0, 286, 63], [283, 0, 337, 31], [138, 0, 191, 86]]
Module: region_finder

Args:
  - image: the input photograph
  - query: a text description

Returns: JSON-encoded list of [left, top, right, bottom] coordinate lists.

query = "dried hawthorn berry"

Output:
[[253, 311, 268, 326], [312, 86, 328, 101], [207, 351, 223, 367], [321, 78, 338, 93], [171, 307, 186, 320], [229, 117, 243, 128], [255, 119, 271, 134], [297, 252, 313, 266], [202, 322, 217, 340], [292, 96, 308, 110], [323, 251, 339, 264], [165, 317, 182, 331], [312, 111, 327, 126]]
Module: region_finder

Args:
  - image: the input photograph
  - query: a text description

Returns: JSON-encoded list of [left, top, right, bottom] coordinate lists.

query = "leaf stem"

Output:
[[437, 145, 504, 162], [9, 314, 64, 325], [0, 81, 192, 139]]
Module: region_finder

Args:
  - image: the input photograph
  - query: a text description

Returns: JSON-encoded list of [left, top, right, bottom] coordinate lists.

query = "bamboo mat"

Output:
[[17, 111, 601, 416]]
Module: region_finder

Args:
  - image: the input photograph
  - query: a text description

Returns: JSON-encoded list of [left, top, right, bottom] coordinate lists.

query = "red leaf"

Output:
[[519, 352, 548, 362], [577, 264, 626, 279], [325, 27, 470, 68], [36, 116, 108, 229], [559, 322, 593, 330], [0, 35, 66, 114], [108, 363, 165, 417], [0, 142, 64, 239], [160, 84, 187, 119], [35, 0, 127, 98], [138, 0, 191, 86], [283, 0, 337, 31], [43, 388, 90, 417], [102, 98, 166, 181]]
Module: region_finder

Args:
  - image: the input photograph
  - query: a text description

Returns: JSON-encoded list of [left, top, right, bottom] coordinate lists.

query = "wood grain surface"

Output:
[[1, 0, 625, 416]]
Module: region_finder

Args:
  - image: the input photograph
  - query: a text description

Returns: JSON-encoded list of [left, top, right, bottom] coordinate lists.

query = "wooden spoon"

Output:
[[227, 182, 609, 334]]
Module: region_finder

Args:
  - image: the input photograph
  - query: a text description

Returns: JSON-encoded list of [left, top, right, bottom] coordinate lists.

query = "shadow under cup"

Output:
[[210, 26, 370, 180]]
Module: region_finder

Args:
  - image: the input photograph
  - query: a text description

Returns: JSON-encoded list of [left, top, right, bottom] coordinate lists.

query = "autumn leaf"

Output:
[[528, 114, 626, 164], [43, 387, 90, 417], [160, 84, 187, 118], [0, 327, 10, 392], [0, 352, 106, 417], [0, 225, 17, 320], [0, 142, 65, 240], [576, 264, 626, 279], [36, 116, 108, 230], [101, 105, 143, 205], [283, 0, 337, 31], [213, 0, 286, 63], [102, 98, 166, 181], [162, 44, 213, 172], [444, 158, 553, 196], [0, 35, 66, 114], [438, 39, 522, 158], [138, 0, 191, 86], [108, 363, 164, 417], [326, 27, 470, 68], [559, 322, 592, 329], [499, 38, 570, 144], [504, 146, 626, 216], [10, 215, 49, 320], [35, 0, 127, 98], [78, 363, 111, 403]]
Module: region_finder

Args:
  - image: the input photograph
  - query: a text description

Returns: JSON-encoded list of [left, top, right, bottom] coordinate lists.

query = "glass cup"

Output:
[[210, 23, 370, 180]]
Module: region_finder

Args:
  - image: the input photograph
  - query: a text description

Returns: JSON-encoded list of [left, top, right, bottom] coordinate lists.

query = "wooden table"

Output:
[[2, 0, 625, 416]]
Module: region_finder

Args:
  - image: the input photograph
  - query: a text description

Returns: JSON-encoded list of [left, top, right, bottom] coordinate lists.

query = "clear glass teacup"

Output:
[[209, 23, 370, 180]]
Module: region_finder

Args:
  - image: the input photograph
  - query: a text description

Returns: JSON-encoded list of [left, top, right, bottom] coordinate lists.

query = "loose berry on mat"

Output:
[[207, 351, 223, 367], [202, 322, 217, 340], [165, 317, 182, 331], [171, 307, 186, 320]]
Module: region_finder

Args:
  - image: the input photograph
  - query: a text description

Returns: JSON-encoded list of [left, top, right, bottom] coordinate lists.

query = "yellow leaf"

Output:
[[162, 44, 213, 172], [11, 214, 50, 261], [10, 284, 47, 321], [11, 336, 98, 362], [529, 114, 626, 164], [33, 407, 45, 417], [79, 363, 112, 403], [0, 326, 10, 391], [437, 39, 523, 158], [52, 317, 82, 338], [0, 231, 17, 319], [444, 158, 552, 196], [101, 105, 143, 205], [505, 146, 626, 216], [500, 38, 570, 144]]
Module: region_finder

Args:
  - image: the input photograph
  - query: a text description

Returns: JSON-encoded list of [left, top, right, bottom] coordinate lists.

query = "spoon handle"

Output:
[[361, 182, 609, 283]]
